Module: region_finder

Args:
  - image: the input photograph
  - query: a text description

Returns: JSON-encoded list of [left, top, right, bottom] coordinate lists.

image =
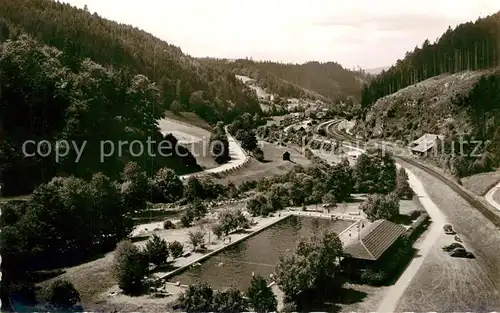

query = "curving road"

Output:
[[320, 119, 500, 311], [179, 126, 248, 180], [485, 182, 500, 212], [317, 120, 447, 312]]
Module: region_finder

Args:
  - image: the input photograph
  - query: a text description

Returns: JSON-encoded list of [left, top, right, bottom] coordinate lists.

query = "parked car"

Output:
[[443, 224, 455, 234], [449, 247, 474, 258], [442, 242, 464, 252]]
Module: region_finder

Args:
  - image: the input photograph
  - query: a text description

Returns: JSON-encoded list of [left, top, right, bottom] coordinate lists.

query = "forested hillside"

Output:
[[0, 36, 201, 196], [361, 12, 500, 107], [201, 58, 365, 102], [0, 0, 261, 123], [356, 11, 500, 178]]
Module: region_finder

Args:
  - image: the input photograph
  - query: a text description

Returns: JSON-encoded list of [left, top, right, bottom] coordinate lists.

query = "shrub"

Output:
[[396, 168, 413, 200], [188, 200, 208, 220], [247, 276, 277, 313], [112, 240, 148, 295], [168, 241, 184, 258], [153, 167, 184, 203], [180, 212, 194, 227], [178, 282, 214, 313], [212, 223, 224, 240], [253, 147, 264, 162], [212, 288, 248, 313], [360, 269, 387, 286], [144, 234, 169, 266], [163, 220, 176, 229], [41, 279, 80, 311], [188, 230, 205, 251], [281, 301, 298, 313], [360, 193, 400, 222], [247, 195, 271, 217]]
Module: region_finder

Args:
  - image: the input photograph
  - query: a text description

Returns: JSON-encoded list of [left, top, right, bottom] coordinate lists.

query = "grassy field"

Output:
[[395, 163, 500, 311], [462, 169, 500, 196], [396, 234, 500, 311], [158, 115, 218, 171], [163, 111, 212, 131], [217, 141, 311, 185]]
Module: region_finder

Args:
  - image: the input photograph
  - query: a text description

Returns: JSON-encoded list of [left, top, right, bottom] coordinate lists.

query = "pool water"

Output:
[[169, 216, 353, 291]]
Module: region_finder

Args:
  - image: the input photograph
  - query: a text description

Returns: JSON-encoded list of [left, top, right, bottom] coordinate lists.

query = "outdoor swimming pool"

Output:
[[169, 215, 353, 291]]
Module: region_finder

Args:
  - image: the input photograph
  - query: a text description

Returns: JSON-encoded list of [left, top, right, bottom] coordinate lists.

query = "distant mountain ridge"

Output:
[[0, 0, 261, 123], [356, 11, 500, 178], [200, 58, 366, 102]]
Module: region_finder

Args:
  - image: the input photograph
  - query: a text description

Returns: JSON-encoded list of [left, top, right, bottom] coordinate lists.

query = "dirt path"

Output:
[[485, 181, 500, 212], [376, 166, 447, 312]]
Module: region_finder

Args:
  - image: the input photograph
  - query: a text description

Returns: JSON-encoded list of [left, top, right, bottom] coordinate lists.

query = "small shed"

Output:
[[282, 151, 291, 161]]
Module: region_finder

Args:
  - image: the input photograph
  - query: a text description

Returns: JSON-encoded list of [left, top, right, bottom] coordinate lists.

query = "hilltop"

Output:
[[355, 11, 500, 179], [200, 58, 366, 102], [0, 0, 261, 123]]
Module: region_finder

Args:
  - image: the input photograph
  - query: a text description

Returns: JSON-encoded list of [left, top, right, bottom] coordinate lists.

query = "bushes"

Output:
[[41, 279, 81, 311], [168, 241, 184, 258], [360, 269, 387, 286], [215, 209, 249, 236], [354, 149, 397, 194], [188, 230, 206, 251], [153, 168, 184, 203], [360, 193, 400, 222], [178, 283, 248, 313], [253, 147, 265, 162], [163, 220, 176, 229], [144, 234, 169, 266], [112, 240, 148, 295], [247, 276, 277, 313], [180, 200, 208, 227], [247, 195, 273, 217], [178, 282, 214, 313], [212, 287, 248, 313], [395, 168, 414, 200]]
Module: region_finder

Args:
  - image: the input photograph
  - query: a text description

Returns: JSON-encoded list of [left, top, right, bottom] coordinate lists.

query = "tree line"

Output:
[[0, 35, 201, 196], [201, 58, 365, 102], [361, 11, 500, 108], [0, 0, 261, 123]]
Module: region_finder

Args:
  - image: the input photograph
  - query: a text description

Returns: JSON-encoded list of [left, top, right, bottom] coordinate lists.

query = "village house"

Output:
[[410, 133, 445, 156]]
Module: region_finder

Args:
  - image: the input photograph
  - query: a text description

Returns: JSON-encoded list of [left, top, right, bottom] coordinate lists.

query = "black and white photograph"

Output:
[[1, 0, 500, 312]]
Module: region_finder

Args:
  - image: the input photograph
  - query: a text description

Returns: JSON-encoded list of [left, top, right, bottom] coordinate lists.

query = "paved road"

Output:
[[376, 165, 448, 312], [485, 182, 500, 212], [180, 127, 247, 180], [319, 119, 450, 312]]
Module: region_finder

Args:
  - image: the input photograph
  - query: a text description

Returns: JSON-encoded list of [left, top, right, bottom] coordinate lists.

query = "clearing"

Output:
[[462, 168, 500, 196], [216, 141, 311, 185], [163, 111, 212, 131], [157, 116, 218, 171]]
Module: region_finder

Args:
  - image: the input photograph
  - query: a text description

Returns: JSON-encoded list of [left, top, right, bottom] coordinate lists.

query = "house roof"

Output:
[[283, 151, 290, 156], [344, 220, 406, 261], [411, 134, 445, 153]]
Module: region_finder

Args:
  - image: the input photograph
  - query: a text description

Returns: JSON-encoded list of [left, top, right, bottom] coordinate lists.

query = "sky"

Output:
[[62, 0, 500, 69]]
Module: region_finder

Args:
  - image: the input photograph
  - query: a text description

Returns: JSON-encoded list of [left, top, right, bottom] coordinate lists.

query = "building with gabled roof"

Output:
[[411, 134, 445, 156], [344, 219, 407, 261]]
